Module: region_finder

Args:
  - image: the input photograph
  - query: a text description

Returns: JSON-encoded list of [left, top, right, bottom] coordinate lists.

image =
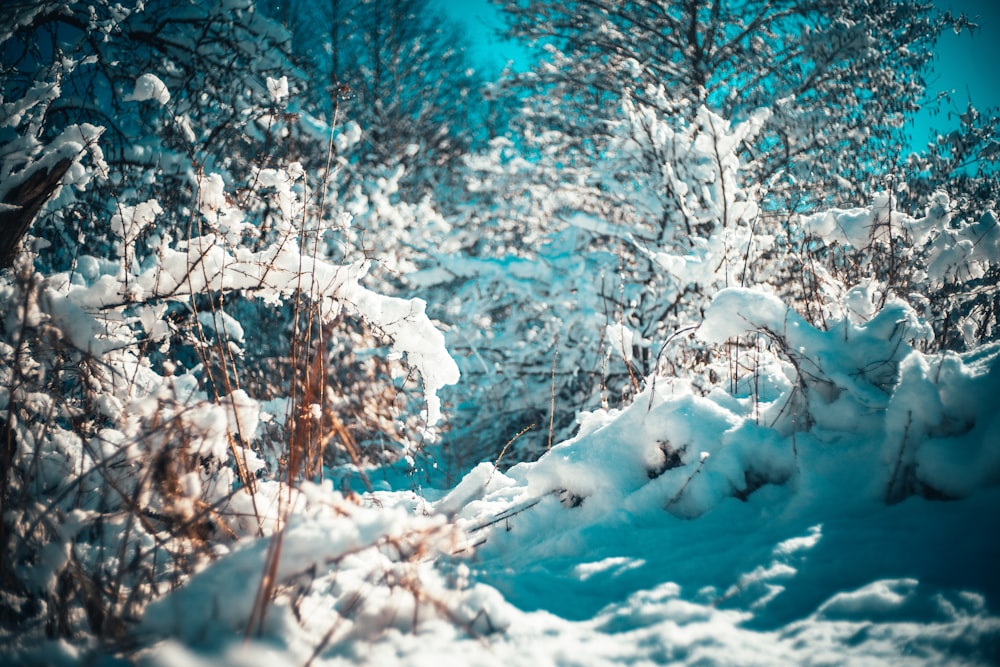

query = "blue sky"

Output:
[[912, 0, 1000, 149], [435, 0, 525, 74], [438, 0, 998, 152]]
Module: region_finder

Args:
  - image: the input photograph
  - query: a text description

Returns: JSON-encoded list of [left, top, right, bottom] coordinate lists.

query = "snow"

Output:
[[605, 320, 636, 363], [132, 479, 1000, 666], [198, 172, 227, 216], [266, 75, 289, 104], [197, 308, 245, 345], [3, 7, 999, 664], [107, 295, 1000, 666], [126, 73, 171, 105]]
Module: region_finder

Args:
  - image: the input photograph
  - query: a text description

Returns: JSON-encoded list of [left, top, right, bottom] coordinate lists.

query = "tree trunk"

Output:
[[0, 158, 71, 269]]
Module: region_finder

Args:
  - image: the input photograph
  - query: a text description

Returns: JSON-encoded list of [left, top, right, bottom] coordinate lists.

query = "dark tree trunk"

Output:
[[0, 158, 71, 269]]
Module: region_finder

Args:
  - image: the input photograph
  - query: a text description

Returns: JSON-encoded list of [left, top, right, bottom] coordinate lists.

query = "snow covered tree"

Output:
[[0, 0, 296, 277], [493, 0, 967, 210], [414, 0, 997, 464], [416, 90, 774, 463], [271, 0, 483, 202]]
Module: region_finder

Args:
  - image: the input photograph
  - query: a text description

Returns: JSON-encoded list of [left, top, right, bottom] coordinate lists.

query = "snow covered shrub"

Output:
[[798, 189, 1000, 351], [698, 288, 935, 433], [0, 1, 462, 657], [883, 343, 1000, 502], [422, 92, 773, 464], [0, 153, 459, 648], [435, 286, 999, 549], [436, 70, 998, 468], [696, 286, 1000, 504]]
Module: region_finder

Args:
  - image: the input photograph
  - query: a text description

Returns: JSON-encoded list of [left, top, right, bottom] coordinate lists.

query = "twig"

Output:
[[547, 335, 559, 451], [489, 423, 535, 486]]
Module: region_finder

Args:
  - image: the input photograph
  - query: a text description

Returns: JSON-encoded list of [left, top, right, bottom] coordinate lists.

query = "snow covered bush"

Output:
[[421, 92, 777, 464], [495, 0, 968, 211], [430, 77, 999, 467], [0, 149, 460, 652], [0, 0, 462, 463], [0, 1, 462, 658], [438, 287, 1000, 553], [797, 189, 1000, 350]]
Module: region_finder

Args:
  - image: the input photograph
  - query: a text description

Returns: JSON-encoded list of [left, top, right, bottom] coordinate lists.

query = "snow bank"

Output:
[[8, 289, 985, 667]]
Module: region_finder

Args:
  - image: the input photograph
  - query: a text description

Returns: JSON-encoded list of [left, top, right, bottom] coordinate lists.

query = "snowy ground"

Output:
[[128, 421, 1000, 666], [6, 286, 999, 666], [103, 296, 999, 666]]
